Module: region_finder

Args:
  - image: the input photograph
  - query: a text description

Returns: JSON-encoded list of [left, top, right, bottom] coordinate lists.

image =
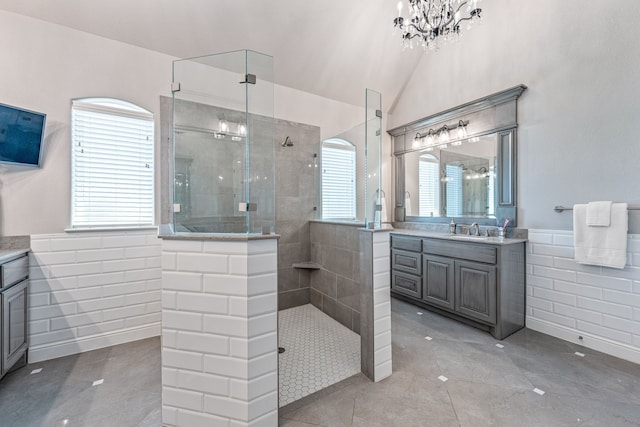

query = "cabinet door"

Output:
[[422, 255, 454, 310], [455, 261, 497, 325], [392, 271, 422, 299], [2, 279, 28, 375]]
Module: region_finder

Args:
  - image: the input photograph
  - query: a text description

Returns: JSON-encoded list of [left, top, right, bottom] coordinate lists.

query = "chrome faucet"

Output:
[[469, 223, 479, 236]]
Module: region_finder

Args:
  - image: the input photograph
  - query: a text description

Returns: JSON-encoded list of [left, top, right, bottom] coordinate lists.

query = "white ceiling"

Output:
[[0, 0, 425, 112]]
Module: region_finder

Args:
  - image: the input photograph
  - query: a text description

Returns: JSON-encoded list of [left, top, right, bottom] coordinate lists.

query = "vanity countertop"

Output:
[[390, 229, 527, 245], [0, 236, 30, 263]]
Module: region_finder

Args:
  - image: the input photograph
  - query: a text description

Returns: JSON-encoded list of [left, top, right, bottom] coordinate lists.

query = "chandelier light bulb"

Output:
[[393, 0, 483, 52]]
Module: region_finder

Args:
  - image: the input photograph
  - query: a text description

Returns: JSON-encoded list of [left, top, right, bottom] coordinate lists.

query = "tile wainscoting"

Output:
[[527, 229, 640, 364], [28, 229, 162, 362]]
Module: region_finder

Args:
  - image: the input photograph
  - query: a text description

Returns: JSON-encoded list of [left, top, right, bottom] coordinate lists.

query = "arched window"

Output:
[[321, 138, 356, 219], [71, 98, 154, 228]]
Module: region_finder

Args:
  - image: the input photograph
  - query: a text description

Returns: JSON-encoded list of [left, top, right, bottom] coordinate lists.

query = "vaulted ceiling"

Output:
[[0, 0, 425, 112]]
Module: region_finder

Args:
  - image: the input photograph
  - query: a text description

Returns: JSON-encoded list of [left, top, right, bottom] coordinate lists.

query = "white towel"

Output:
[[586, 201, 612, 226], [405, 194, 412, 217], [574, 203, 628, 269]]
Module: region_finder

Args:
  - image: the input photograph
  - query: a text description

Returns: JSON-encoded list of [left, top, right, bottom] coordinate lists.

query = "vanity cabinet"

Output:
[[391, 234, 525, 339], [1, 253, 29, 379]]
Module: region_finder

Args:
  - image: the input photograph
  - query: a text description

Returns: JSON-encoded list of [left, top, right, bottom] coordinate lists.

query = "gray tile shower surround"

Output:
[[2, 298, 640, 426]]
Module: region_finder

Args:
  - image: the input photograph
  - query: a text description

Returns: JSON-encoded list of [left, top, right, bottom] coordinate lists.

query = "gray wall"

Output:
[[389, 0, 640, 233], [309, 221, 361, 334], [276, 120, 321, 310]]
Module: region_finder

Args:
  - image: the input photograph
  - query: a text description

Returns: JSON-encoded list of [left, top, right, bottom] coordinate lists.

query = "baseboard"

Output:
[[28, 324, 161, 363], [526, 316, 640, 365]]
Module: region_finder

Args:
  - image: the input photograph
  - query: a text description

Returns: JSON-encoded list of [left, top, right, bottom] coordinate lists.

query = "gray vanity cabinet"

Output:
[[391, 233, 525, 339], [1, 253, 29, 379], [423, 255, 454, 310]]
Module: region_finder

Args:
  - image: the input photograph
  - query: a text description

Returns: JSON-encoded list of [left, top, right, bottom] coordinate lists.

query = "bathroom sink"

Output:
[[446, 235, 489, 242]]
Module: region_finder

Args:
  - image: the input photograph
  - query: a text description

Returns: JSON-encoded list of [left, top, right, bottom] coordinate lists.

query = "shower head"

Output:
[[281, 136, 294, 147]]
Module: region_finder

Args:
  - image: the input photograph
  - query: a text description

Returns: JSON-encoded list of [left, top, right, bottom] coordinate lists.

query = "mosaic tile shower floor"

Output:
[[278, 304, 361, 407]]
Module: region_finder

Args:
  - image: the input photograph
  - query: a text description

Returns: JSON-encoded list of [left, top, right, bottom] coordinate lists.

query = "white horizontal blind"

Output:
[[71, 99, 154, 227], [419, 158, 439, 217], [322, 141, 356, 219], [445, 164, 462, 217]]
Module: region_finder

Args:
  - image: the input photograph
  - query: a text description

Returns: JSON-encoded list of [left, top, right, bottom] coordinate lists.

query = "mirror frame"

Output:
[[388, 85, 527, 227]]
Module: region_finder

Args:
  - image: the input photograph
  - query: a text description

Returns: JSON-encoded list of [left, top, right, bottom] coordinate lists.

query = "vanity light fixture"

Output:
[[214, 118, 247, 141], [412, 120, 468, 149], [393, 0, 482, 51]]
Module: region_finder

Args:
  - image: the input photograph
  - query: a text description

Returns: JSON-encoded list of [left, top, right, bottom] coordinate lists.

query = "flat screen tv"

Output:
[[0, 102, 46, 167]]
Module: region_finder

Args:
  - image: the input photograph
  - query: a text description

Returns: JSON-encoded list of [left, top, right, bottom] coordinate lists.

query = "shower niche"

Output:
[[168, 50, 275, 234]]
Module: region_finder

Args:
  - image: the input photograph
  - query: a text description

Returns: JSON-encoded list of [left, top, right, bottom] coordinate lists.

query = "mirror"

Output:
[[389, 85, 527, 227], [403, 134, 497, 220]]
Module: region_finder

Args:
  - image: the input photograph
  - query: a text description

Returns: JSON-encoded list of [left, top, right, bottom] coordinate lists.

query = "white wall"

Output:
[[0, 10, 174, 235], [390, 0, 640, 360], [29, 229, 162, 362], [389, 0, 640, 233], [527, 230, 640, 364]]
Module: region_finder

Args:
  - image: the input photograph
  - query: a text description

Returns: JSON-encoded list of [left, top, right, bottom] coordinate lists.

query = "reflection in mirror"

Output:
[[404, 133, 497, 219]]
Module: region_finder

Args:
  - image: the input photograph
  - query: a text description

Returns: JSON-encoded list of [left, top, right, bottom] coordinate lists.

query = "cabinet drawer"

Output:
[[392, 249, 422, 275], [1, 256, 29, 289], [391, 235, 422, 252], [423, 239, 496, 264], [392, 271, 422, 299]]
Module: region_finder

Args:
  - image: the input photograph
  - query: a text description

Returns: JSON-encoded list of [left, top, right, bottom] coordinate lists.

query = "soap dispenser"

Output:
[[449, 219, 456, 235]]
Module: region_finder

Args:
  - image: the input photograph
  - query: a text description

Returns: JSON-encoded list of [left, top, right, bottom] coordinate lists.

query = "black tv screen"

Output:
[[0, 102, 46, 167]]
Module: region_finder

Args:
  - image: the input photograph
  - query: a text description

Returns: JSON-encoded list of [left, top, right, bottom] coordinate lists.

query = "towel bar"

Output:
[[554, 205, 640, 213]]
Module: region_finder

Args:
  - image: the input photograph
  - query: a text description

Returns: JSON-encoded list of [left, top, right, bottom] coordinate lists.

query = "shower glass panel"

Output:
[[171, 50, 275, 234], [365, 89, 382, 228]]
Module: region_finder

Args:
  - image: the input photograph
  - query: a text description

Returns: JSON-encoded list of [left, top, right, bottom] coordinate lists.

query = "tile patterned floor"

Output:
[[278, 304, 361, 407], [2, 300, 639, 426], [0, 337, 161, 427], [279, 298, 640, 426]]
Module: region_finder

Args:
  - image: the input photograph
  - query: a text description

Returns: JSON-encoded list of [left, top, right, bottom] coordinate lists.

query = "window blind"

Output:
[[419, 159, 439, 217], [445, 164, 462, 217], [321, 143, 356, 219], [71, 99, 154, 227]]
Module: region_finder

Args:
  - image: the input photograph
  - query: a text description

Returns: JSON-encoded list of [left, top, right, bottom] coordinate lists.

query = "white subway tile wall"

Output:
[[372, 231, 392, 382], [527, 229, 640, 364], [161, 238, 278, 427], [28, 230, 162, 362]]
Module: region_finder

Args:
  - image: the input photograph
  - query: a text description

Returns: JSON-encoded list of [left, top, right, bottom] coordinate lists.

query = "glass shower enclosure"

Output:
[[171, 50, 275, 234]]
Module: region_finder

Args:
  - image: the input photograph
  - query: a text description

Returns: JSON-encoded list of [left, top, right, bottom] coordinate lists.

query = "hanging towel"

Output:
[[405, 193, 412, 216], [586, 201, 612, 226], [574, 203, 628, 269]]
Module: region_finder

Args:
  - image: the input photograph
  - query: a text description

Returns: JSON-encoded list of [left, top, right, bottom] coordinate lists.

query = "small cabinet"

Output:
[[2, 279, 27, 376], [0, 252, 29, 379], [390, 233, 525, 340], [455, 261, 497, 324], [423, 255, 454, 310]]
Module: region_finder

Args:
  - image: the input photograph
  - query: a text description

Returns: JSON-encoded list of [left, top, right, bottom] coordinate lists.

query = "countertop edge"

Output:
[[390, 229, 527, 245]]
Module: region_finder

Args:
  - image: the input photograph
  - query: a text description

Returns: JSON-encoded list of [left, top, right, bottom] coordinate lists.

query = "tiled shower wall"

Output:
[[527, 229, 640, 364], [308, 221, 361, 333], [28, 229, 162, 362], [275, 120, 321, 310]]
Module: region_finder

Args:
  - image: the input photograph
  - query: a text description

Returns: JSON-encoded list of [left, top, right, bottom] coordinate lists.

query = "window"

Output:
[[418, 154, 440, 217], [321, 138, 356, 219], [71, 98, 154, 228], [445, 164, 462, 217]]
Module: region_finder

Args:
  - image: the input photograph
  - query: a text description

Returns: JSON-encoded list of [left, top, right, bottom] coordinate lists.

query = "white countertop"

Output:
[[390, 229, 527, 245]]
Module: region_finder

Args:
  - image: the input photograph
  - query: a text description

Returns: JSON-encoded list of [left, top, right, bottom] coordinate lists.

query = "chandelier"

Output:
[[393, 0, 482, 51]]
